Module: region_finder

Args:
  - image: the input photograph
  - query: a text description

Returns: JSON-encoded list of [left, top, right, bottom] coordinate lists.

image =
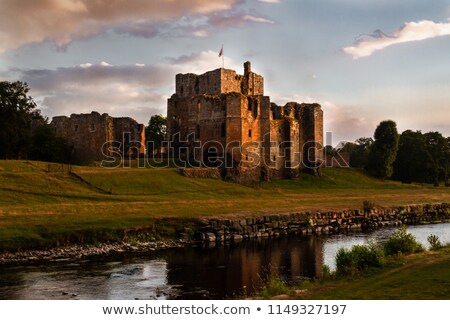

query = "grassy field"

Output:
[[1, 160, 450, 250], [301, 247, 450, 299]]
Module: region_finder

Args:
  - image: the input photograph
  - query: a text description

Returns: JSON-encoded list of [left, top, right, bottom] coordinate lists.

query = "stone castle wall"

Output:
[[51, 112, 145, 162], [167, 61, 324, 182], [174, 63, 264, 98]]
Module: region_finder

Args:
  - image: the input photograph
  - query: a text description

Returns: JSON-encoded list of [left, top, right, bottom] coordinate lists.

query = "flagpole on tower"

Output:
[[219, 44, 224, 69]]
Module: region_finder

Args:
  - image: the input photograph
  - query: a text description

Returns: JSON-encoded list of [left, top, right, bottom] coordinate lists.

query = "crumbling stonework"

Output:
[[180, 168, 222, 179], [51, 111, 145, 162], [167, 61, 323, 182]]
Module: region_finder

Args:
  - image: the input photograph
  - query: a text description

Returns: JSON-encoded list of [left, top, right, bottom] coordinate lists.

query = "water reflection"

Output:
[[1, 223, 450, 300], [164, 236, 324, 299]]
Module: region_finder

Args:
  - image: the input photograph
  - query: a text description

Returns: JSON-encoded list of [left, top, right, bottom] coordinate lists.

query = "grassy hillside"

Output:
[[1, 160, 450, 250]]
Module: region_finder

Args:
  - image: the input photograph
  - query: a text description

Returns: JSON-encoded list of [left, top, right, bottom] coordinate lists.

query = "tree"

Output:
[[28, 124, 70, 163], [348, 137, 373, 168], [423, 131, 448, 186], [0, 81, 44, 159], [392, 130, 430, 183], [145, 114, 167, 154], [0, 81, 70, 163], [367, 120, 399, 179], [445, 137, 450, 186]]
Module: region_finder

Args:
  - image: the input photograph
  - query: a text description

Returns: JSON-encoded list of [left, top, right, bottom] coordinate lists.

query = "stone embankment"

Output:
[[192, 203, 450, 243]]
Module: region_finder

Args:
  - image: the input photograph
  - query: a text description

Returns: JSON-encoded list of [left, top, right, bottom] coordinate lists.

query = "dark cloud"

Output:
[[12, 51, 239, 123], [14, 62, 173, 123]]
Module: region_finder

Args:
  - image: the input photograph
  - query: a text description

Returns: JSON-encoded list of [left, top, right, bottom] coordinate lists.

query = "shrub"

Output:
[[335, 241, 385, 276], [258, 276, 290, 298], [322, 264, 332, 279], [363, 200, 375, 213], [384, 226, 424, 256], [335, 248, 354, 276], [427, 234, 443, 251]]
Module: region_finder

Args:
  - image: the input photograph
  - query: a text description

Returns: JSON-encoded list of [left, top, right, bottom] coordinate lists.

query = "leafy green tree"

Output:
[[29, 124, 70, 163], [367, 120, 399, 179], [145, 114, 167, 154], [0, 81, 44, 159], [349, 137, 373, 168], [0, 81, 70, 163], [445, 137, 450, 186], [393, 130, 430, 183], [423, 131, 448, 186]]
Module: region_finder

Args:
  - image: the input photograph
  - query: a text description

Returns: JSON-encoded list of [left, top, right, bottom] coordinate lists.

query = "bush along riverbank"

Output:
[[1, 203, 450, 265], [254, 227, 450, 300]]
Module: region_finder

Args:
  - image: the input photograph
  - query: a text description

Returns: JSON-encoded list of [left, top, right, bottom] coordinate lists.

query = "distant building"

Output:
[[167, 61, 323, 182], [51, 111, 145, 162]]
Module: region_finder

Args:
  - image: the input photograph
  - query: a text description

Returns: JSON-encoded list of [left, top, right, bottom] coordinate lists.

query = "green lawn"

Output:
[[1, 160, 450, 250], [303, 248, 450, 299]]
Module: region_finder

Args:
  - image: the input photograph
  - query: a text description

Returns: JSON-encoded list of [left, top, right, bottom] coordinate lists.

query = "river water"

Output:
[[1, 223, 450, 300]]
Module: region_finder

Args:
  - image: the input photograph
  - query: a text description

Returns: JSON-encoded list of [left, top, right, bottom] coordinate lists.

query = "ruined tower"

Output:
[[167, 62, 323, 182], [51, 112, 146, 162]]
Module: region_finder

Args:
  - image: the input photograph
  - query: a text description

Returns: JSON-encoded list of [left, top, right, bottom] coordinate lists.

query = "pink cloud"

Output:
[[0, 0, 240, 53], [343, 18, 450, 59], [210, 13, 274, 28]]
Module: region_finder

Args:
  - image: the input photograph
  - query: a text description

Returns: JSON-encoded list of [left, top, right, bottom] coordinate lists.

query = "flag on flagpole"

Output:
[[219, 45, 224, 68]]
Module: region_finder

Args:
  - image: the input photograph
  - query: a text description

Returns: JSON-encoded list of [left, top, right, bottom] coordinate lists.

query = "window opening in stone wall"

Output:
[[90, 124, 95, 131], [221, 123, 226, 138], [248, 129, 252, 138], [74, 124, 78, 132], [247, 97, 252, 111], [197, 101, 201, 114]]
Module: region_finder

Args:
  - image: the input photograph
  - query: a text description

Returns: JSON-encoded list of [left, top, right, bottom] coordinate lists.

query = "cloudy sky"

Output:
[[1, 0, 449, 144]]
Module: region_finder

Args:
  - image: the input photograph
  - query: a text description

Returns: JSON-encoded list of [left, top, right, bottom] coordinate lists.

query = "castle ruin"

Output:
[[167, 61, 323, 182], [51, 112, 146, 162]]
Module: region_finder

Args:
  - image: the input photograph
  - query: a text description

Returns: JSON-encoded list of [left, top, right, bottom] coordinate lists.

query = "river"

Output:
[[1, 223, 450, 300]]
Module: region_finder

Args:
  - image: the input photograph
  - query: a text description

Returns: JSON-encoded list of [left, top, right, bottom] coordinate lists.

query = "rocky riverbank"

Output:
[[2, 203, 450, 266], [193, 203, 450, 243], [0, 240, 186, 266]]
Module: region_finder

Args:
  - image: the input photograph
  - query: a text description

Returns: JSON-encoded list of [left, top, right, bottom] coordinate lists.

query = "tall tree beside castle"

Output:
[[145, 115, 167, 154], [423, 131, 449, 186], [392, 130, 450, 186], [367, 120, 399, 180], [392, 130, 430, 183], [0, 81, 43, 159], [0, 81, 69, 162]]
